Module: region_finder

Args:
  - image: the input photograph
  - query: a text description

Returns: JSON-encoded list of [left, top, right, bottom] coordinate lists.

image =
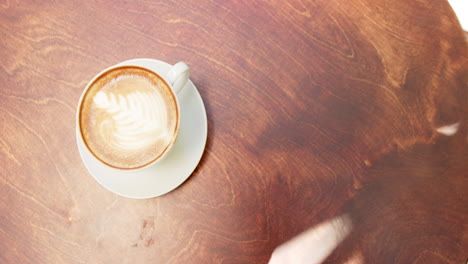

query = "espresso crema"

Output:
[[79, 66, 178, 169]]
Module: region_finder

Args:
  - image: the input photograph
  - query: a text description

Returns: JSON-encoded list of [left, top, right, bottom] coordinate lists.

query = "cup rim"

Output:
[[76, 64, 181, 171]]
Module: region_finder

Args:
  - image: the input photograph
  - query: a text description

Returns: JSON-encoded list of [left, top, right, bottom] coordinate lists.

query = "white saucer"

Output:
[[76, 59, 208, 199]]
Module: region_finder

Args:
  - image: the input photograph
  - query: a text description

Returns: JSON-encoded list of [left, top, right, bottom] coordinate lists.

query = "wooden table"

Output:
[[1, 0, 467, 263]]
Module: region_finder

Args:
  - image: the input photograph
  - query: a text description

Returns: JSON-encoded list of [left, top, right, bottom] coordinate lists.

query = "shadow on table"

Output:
[[325, 127, 468, 263]]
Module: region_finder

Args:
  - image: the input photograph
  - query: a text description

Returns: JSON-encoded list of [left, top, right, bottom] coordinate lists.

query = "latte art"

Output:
[[79, 67, 179, 169], [93, 81, 170, 150]]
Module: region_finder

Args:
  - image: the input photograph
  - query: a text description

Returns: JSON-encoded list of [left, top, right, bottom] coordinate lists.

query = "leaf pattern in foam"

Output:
[[93, 90, 170, 150]]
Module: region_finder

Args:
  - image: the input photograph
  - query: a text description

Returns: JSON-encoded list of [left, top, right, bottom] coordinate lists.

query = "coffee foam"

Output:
[[79, 67, 178, 169]]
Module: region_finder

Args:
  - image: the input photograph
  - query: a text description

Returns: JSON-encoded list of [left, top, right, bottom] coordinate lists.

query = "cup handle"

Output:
[[166, 62, 191, 94]]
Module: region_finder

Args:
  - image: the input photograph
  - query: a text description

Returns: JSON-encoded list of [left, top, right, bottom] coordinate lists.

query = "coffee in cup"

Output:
[[77, 63, 189, 170]]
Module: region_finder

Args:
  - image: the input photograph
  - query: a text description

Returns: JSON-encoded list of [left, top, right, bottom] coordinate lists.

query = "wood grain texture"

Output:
[[1, 0, 467, 263]]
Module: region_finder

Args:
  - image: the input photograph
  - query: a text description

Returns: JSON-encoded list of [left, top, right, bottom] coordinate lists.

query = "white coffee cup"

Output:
[[76, 61, 190, 171]]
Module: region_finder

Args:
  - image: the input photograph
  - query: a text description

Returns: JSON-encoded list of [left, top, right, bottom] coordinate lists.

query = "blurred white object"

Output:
[[269, 215, 352, 264], [448, 0, 468, 31], [436, 122, 460, 136]]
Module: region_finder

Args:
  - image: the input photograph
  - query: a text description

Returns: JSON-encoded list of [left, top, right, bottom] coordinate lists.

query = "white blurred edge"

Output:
[[269, 215, 352, 264], [448, 0, 468, 31]]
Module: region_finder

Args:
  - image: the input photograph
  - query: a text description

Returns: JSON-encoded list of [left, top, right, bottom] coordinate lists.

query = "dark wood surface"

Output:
[[1, 0, 467, 263]]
